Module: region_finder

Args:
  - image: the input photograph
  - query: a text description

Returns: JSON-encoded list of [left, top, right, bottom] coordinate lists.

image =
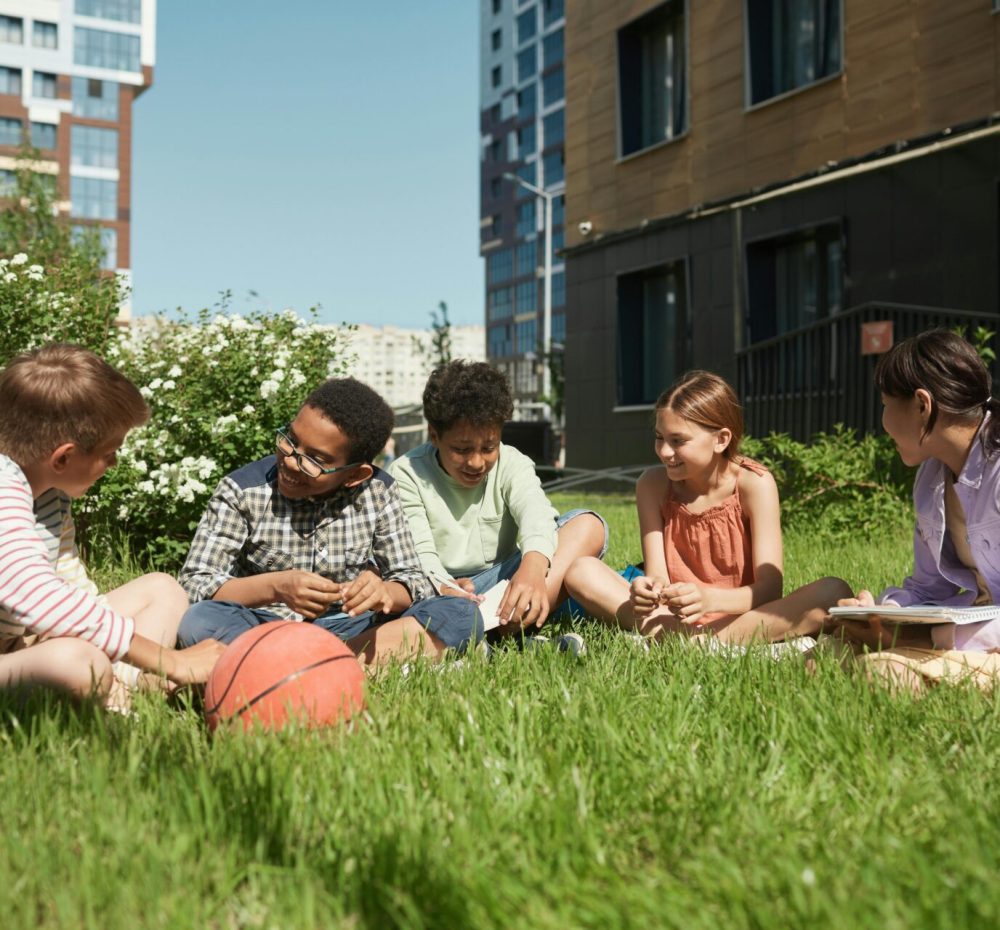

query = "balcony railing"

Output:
[[736, 302, 1000, 440]]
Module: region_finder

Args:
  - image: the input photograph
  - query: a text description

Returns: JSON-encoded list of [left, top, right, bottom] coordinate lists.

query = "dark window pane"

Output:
[[543, 0, 565, 26], [517, 45, 537, 82], [543, 29, 563, 69], [542, 67, 563, 106], [518, 84, 536, 117], [517, 8, 537, 45], [491, 28, 502, 51], [543, 109, 564, 147]]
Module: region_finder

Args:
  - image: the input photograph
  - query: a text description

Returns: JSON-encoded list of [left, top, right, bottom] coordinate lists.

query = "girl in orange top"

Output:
[[565, 371, 847, 642]]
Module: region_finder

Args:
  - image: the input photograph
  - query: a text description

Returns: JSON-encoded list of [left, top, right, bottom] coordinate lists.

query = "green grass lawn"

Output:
[[2, 495, 998, 930]]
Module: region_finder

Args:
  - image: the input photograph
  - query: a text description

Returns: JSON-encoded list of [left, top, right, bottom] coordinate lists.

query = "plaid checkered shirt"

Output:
[[179, 455, 433, 618]]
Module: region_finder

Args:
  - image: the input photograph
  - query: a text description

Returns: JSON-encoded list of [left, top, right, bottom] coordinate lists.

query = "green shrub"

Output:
[[742, 426, 914, 537], [76, 305, 352, 567]]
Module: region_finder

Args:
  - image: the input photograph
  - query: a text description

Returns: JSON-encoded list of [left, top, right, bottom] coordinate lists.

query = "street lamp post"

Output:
[[503, 172, 553, 421]]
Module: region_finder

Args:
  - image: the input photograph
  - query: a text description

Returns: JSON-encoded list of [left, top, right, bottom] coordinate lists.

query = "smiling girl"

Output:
[[827, 329, 1000, 691], [565, 371, 845, 642]]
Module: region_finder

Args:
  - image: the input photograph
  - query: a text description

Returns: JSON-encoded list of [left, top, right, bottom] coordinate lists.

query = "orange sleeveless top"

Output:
[[661, 457, 770, 621]]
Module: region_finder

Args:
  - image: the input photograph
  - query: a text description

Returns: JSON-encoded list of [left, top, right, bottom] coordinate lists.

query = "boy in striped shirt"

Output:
[[0, 344, 224, 702]]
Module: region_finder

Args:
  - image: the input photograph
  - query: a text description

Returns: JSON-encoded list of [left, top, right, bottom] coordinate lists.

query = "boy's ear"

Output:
[[48, 442, 79, 473], [714, 428, 733, 454], [427, 426, 440, 445], [343, 463, 374, 489]]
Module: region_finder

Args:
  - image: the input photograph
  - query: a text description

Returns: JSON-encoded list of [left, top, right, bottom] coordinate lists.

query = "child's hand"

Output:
[[630, 575, 666, 617], [341, 569, 394, 617], [273, 570, 342, 619], [167, 639, 227, 685], [663, 582, 711, 626], [498, 558, 549, 629]]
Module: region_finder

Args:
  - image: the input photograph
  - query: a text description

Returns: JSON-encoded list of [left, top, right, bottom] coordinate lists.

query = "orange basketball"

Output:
[[203, 621, 365, 732]]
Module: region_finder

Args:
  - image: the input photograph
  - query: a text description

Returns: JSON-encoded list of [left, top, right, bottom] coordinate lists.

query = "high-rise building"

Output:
[[0, 0, 156, 317], [479, 0, 566, 414]]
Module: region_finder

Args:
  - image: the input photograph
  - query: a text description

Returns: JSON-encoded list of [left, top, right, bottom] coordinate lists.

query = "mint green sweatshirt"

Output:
[[388, 442, 558, 579]]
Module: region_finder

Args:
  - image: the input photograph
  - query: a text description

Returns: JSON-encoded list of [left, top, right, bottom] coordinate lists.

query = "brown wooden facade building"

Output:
[[562, 0, 1000, 466]]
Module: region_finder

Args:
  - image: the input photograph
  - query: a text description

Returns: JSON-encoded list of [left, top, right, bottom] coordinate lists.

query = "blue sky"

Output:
[[131, 2, 483, 328]]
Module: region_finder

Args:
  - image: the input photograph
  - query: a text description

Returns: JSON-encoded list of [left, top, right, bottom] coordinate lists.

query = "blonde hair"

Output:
[[655, 370, 744, 459], [0, 343, 148, 464]]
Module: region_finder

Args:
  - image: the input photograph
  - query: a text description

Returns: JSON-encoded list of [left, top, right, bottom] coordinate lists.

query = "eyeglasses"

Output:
[[275, 427, 361, 478]]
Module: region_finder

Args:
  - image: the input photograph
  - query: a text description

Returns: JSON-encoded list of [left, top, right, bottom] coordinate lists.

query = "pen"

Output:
[[429, 572, 473, 598]]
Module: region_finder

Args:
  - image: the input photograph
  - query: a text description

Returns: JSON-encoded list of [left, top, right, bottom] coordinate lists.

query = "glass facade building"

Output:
[[480, 0, 566, 411], [0, 1, 156, 318]]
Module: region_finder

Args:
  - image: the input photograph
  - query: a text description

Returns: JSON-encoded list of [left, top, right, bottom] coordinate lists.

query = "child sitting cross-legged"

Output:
[[0, 344, 224, 705], [176, 378, 435, 650], [564, 370, 847, 643], [351, 360, 607, 666]]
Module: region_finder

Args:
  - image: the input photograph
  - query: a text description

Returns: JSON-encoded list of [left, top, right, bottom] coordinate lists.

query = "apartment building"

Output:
[[563, 0, 1000, 465], [0, 0, 156, 315], [479, 0, 567, 412]]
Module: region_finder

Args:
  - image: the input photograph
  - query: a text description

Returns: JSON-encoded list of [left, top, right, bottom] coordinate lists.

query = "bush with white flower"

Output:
[[77, 304, 353, 567]]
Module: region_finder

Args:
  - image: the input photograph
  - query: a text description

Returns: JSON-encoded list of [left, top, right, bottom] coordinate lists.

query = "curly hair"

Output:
[[303, 378, 394, 464], [422, 360, 513, 434]]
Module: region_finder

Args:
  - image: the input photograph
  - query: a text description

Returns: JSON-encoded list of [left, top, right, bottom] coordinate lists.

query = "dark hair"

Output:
[[655, 370, 744, 459], [0, 343, 148, 464], [303, 377, 394, 464], [874, 328, 1000, 453], [422, 360, 513, 434]]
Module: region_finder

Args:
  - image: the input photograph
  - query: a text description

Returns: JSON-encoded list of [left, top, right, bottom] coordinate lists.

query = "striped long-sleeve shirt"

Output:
[[0, 455, 134, 660]]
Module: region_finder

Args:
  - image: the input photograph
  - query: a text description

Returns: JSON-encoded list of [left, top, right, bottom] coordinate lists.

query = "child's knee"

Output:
[[565, 555, 602, 590], [811, 576, 853, 606], [141, 572, 189, 609], [56, 639, 114, 696]]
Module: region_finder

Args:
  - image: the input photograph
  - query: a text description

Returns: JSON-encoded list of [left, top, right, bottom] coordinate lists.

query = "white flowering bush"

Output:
[[77, 305, 352, 567]]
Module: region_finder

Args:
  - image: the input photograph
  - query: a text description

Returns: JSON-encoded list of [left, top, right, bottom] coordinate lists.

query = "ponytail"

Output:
[[984, 396, 1000, 454]]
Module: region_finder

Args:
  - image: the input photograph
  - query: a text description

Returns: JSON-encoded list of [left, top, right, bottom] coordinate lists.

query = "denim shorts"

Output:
[[402, 509, 609, 653]]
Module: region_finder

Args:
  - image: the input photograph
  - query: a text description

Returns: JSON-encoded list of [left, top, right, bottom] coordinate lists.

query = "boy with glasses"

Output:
[[177, 378, 433, 649]]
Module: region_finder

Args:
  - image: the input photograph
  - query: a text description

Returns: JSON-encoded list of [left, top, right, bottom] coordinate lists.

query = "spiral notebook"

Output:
[[828, 605, 1000, 626]]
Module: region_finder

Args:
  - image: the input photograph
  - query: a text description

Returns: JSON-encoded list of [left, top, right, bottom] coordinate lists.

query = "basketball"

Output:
[[204, 621, 365, 732]]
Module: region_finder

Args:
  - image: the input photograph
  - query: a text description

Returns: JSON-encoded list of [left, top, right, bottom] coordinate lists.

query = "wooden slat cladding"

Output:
[[565, 0, 1000, 246]]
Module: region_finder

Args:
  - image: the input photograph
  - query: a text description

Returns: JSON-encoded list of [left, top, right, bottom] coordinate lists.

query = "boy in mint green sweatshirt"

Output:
[[353, 361, 606, 664]]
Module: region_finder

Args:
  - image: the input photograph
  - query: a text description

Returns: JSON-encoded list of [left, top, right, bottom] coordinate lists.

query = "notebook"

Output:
[[828, 605, 1000, 626]]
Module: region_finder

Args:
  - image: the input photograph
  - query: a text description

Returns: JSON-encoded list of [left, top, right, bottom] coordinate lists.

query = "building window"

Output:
[[491, 65, 502, 88], [515, 160, 537, 188], [33, 71, 58, 99], [745, 224, 843, 344], [492, 0, 502, 14], [489, 176, 502, 198], [33, 21, 58, 49], [552, 311, 566, 344], [30, 122, 56, 150], [489, 324, 513, 357], [518, 84, 536, 117], [0, 66, 22, 96], [489, 138, 503, 162], [73, 77, 119, 120], [746, 0, 842, 105], [487, 248, 514, 284], [516, 201, 536, 238], [517, 45, 537, 83], [74, 0, 142, 24], [0, 117, 21, 146], [543, 0, 565, 26], [618, 2, 688, 157], [543, 28, 563, 69], [543, 109, 564, 147], [516, 319, 537, 354], [491, 214, 503, 237], [542, 67, 564, 106], [516, 280, 537, 314], [72, 125, 118, 168], [488, 287, 512, 322], [552, 271, 565, 308], [0, 15, 23, 44], [516, 238, 536, 274], [517, 8, 537, 45], [552, 194, 565, 226], [0, 168, 15, 194], [491, 28, 502, 51], [517, 122, 536, 160], [74, 27, 141, 72], [71, 176, 118, 220], [617, 261, 689, 406], [543, 149, 564, 186]]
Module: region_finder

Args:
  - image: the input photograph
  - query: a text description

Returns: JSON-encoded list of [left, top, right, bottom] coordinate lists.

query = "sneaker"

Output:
[[522, 632, 587, 657], [624, 632, 651, 653]]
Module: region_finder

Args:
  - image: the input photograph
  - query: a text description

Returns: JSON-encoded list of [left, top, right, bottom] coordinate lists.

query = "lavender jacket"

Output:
[[879, 417, 1000, 651]]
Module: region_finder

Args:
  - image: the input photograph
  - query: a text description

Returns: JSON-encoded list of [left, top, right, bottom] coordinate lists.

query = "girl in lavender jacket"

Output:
[[831, 329, 1000, 692]]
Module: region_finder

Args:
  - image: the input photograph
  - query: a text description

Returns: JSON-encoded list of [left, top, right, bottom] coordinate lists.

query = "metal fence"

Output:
[[736, 302, 1000, 440]]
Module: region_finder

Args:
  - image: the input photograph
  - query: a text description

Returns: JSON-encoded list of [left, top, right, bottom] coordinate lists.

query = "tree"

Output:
[[429, 300, 453, 368]]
